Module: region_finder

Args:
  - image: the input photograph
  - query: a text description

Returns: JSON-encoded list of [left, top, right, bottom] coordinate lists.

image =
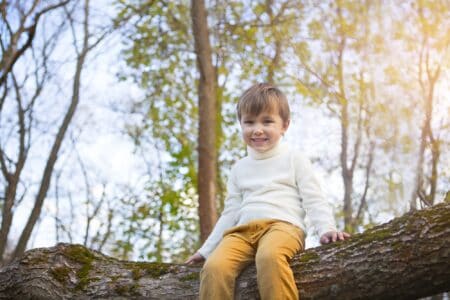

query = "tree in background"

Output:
[[401, 0, 450, 210], [191, 0, 219, 242], [0, 0, 112, 263], [369, 0, 450, 214], [292, 1, 379, 232], [0, 0, 71, 263], [113, 1, 202, 260]]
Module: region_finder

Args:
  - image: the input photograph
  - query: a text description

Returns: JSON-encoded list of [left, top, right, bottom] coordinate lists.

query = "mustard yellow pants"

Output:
[[199, 219, 305, 300]]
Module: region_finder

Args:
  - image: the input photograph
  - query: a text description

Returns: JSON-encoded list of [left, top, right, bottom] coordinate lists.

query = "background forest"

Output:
[[0, 0, 449, 265]]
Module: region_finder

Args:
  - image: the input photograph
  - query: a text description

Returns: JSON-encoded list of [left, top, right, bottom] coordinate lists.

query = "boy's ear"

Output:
[[283, 119, 291, 131]]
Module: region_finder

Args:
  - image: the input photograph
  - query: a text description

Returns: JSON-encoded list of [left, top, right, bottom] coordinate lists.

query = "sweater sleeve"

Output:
[[197, 166, 242, 258], [294, 153, 337, 237]]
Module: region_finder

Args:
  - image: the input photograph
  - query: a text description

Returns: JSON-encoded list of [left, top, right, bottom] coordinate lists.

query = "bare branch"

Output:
[[97, 207, 114, 253], [0, 1, 70, 87], [354, 141, 375, 225]]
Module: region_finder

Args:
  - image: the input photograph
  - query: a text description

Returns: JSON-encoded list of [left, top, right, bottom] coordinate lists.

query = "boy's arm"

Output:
[[295, 153, 337, 237], [197, 170, 242, 259]]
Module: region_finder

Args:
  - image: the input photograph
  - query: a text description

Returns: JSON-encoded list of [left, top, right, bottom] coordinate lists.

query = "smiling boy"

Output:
[[186, 83, 350, 299]]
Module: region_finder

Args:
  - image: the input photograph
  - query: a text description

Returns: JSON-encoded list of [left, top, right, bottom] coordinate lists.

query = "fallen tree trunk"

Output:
[[0, 202, 449, 299]]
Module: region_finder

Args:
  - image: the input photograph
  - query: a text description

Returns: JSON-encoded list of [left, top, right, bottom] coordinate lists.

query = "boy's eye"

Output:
[[244, 120, 254, 124], [264, 119, 274, 123]]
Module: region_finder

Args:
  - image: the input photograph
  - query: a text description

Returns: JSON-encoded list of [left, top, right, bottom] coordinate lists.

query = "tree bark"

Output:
[[191, 0, 218, 242], [0, 202, 449, 299]]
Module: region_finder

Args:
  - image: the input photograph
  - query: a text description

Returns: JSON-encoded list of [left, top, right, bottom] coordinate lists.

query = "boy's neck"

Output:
[[247, 139, 286, 160]]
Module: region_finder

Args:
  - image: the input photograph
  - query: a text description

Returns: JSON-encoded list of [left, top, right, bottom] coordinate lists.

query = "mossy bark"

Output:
[[0, 202, 449, 299]]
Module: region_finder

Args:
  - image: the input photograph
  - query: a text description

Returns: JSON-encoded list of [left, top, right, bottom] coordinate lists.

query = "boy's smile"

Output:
[[240, 110, 290, 153]]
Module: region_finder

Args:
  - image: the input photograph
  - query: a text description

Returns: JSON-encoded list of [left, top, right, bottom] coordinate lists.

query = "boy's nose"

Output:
[[254, 128, 263, 135]]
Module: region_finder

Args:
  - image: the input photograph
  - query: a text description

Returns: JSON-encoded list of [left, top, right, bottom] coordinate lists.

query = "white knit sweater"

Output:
[[198, 141, 337, 258]]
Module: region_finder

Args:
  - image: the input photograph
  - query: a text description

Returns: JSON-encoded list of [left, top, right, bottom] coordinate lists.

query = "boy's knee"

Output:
[[255, 248, 286, 269]]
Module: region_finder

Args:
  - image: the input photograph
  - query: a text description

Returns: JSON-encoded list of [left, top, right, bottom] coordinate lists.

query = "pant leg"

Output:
[[255, 221, 305, 300], [200, 227, 256, 300]]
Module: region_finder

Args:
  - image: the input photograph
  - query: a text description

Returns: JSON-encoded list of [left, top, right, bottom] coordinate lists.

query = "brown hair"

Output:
[[237, 83, 290, 123]]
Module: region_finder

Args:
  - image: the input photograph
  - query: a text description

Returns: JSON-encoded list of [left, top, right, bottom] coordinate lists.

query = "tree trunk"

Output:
[[0, 202, 449, 299], [191, 0, 218, 242]]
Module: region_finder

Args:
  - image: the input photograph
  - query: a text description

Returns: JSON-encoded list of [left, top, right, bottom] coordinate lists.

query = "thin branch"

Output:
[[10, 71, 27, 178], [0, 1, 70, 87], [97, 206, 114, 253], [350, 73, 365, 174], [354, 141, 375, 224]]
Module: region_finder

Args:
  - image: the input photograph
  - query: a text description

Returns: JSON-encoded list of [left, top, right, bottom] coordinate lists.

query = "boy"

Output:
[[186, 83, 350, 299]]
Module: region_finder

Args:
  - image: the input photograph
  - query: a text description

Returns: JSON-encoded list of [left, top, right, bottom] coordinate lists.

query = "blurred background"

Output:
[[1, 0, 449, 264]]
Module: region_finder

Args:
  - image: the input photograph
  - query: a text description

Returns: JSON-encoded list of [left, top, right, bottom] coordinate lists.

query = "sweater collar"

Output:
[[247, 140, 286, 160]]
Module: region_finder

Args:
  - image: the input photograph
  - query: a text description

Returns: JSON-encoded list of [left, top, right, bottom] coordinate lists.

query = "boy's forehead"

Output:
[[241, 99, 278, 113], [241, 109, 279, 119]]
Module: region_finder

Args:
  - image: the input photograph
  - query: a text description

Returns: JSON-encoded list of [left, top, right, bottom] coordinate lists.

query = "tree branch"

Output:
[[0, 1, 70, 87]]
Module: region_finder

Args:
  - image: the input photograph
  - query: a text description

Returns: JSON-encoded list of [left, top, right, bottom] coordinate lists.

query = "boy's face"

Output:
[[240, 110, 290, 153]]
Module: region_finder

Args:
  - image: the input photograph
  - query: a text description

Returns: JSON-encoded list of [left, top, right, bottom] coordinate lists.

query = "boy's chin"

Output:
[[249, 143, 274, 153]]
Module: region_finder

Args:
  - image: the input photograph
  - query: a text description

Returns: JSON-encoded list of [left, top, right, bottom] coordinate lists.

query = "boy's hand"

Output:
[[320, 231, 351, 244], [185, 252, 205, 265]]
